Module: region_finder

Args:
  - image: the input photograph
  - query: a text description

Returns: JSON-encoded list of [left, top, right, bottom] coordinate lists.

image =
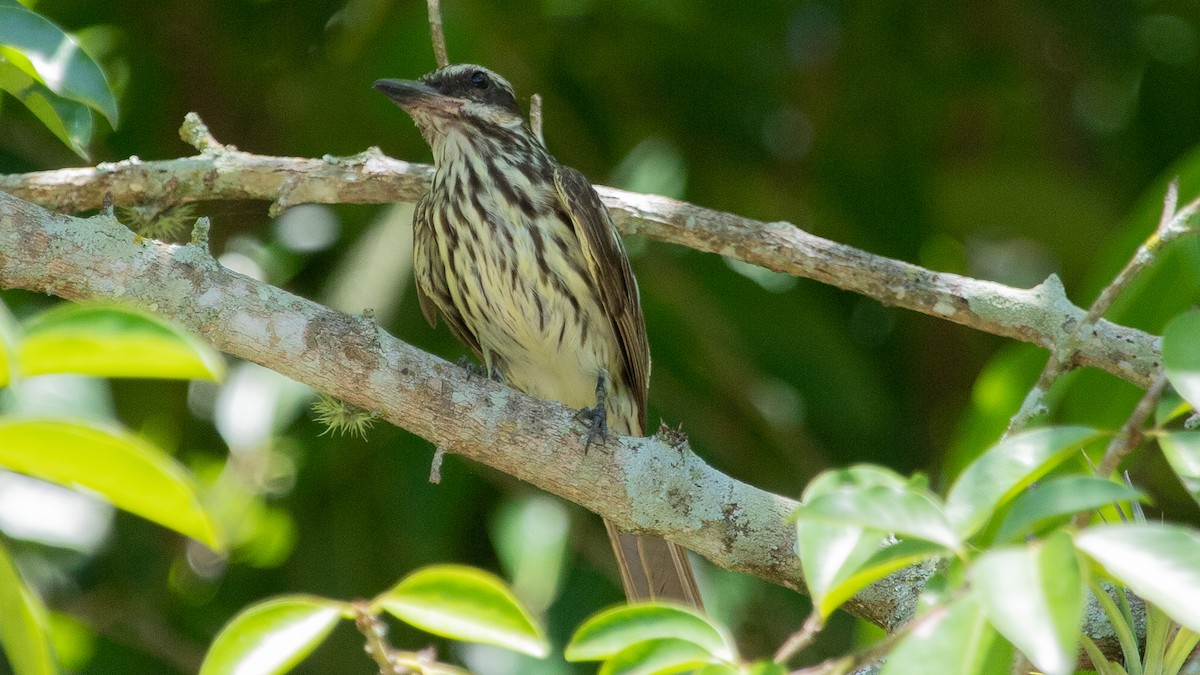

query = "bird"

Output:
[[374, 64, 702, 608]]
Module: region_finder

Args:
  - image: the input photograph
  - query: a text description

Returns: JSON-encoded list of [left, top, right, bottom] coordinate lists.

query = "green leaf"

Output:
[[1076, 523, 1200, 633], [797, 465, 911, 503], [1159, 431, 1200, 507], [0, 542, 58, 675], [971, 532, 1084, 675], [795, 520, 886, 619], [793, 484, 960, 550], [817, 539, 949, 619], [0, 418, 222, 549], [944, 426, 1102, 539], [373, 565, 548, 658], [0, 3, 118, 124], [1078, 633, 1127, 675], [993, 476, 1146, 543], [1163, 310, 1200, 412], [199, 596, 345, 675], [880, 592, 998, 675], [19, 304, 225, 381], [599, 638, 719, 675], [0, 60, 93, 159], [566, 604, 734, 663]]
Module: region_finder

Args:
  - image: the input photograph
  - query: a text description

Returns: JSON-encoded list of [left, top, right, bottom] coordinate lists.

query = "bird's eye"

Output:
[[470, 71, 489, 88]]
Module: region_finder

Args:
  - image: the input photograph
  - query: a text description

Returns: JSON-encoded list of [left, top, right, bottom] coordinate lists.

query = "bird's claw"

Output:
[[576, 371, 609, 452], [575, 403, 608, 452], [457, 355, 503, 382]]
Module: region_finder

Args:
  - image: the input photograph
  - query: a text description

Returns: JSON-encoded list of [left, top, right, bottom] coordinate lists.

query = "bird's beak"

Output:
[[373, 79, 457, 113]]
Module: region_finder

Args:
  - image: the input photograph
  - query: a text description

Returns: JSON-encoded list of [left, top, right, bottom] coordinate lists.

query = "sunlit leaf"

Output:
[[0, 2, 119, 124], [818, 539, 949, 618], [795, 520, 886, 619], [566, 604, 734, 663], [793, 485, 960, 550], [971, 532, 1084, 675], [199, 596, 346, 675], [993, 476, 1146, 543], [798, 465, 911, 501], [18, 304, 224, 381], [0, 59, 92, 159], [599, 638, 718, 675], [0, 542, 58, 675], [1076, 523, 1200, 633], [944, 426, 1102, 538], [1159, 432, 1200, 507], [880, 592, 998, 675], [372, 565, 548, 658], [0, 418, 221, 549], [1163, 310, 1200, 412]]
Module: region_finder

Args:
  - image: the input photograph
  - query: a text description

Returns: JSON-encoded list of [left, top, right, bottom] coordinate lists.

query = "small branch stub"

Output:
[[179, 112, 224, 153], [429, 447, 446, 484]]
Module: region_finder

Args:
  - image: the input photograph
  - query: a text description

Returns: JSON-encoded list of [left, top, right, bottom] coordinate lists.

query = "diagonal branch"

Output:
[[0, 115, 1161, 388], [0, 189, 918, 630]]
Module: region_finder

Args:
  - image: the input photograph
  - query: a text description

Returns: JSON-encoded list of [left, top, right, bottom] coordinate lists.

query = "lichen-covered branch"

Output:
[[0, 189, 917, 629], [0, 116, 1161, 388]]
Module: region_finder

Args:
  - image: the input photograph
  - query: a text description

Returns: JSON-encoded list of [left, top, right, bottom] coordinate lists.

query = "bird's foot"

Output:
[[575, 404, 607, 453], [457, 355, 503, 382], [575, 372, 609, 452]]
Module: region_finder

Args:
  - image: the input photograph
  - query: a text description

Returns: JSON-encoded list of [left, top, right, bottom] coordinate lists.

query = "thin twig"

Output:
[[774, 613, 823, 664], [1007, 179, 1200, 433], [791, 600, 955, 675], [427, 0, 449, 68], [1070, 371, 1171, 529], [0, 118, 1164, 389], [353, 601, 400, 674]]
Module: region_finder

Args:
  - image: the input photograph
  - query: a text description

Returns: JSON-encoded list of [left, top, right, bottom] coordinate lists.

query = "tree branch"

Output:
[[0, 189, 922, 630], [0, 117, 1161, 389]]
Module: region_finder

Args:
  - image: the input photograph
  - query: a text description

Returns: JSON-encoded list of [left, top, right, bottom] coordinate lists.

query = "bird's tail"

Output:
[[604, 519, 704, 609]]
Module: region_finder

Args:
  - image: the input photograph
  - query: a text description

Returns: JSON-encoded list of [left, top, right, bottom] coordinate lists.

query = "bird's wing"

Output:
[[414, 196, 485, 358], [553, 165, 649, 432]]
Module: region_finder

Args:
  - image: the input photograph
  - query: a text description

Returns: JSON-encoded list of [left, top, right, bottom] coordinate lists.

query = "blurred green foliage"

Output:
[[2, 0, 1200, 672]]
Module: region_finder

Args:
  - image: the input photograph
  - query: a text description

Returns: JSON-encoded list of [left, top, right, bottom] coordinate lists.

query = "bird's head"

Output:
[[374, 64, 525, 142]]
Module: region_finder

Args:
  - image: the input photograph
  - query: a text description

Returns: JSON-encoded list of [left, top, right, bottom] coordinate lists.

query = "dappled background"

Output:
[[2, 0, 1200, 672]]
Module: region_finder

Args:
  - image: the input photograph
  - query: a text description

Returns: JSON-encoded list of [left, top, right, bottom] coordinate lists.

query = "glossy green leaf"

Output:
[[971, 532, 1084, 675], [19, 304, 225, 381], [199, 596, 345, 675], [1159, 431, 1200, 506], [797, 465, 911, 502], [793, 485, 960, 550], [373, 565, 548, 658], [0, 419, 221, 549], [945, 426, 1102, 538], [566, 604, 734, 663], [817, 538, 949, 618], [1163, 310, 1200, 412], [0, 59, 93, 158], [1076, 523, 1200, 633], [795, 519, 886, 619], [993, 476, 1146, 543], [0, 542, 58, 675], [0, 2, 118, 124], [880, 592, 998, 675], [599, 638, 718, 675]]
